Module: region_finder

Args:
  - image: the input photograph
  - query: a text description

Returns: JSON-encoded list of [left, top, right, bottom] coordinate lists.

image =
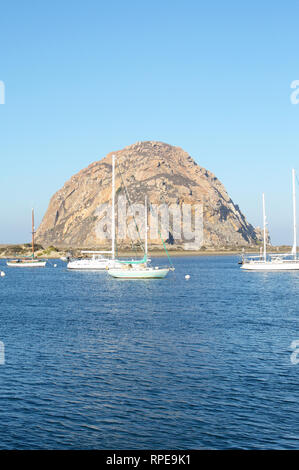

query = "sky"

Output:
[[1, 0, 299, 245]]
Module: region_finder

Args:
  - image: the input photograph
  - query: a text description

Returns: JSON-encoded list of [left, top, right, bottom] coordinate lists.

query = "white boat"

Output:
[[241, 169, 299, 271], [67, 251, 122, 270], [108, 196, 173, 279], [108, 265, 170, 279], [240, 255, 299, 271], [7, 209, 47, 268], [67, 155, 122, 271], [6, 259, 47, 268]]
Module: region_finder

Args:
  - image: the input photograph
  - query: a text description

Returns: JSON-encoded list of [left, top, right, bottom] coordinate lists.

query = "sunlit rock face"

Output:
[[36, 141, 259, 250]]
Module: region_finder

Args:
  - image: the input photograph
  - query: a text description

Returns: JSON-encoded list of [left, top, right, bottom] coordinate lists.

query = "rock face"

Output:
[[36, 141, 259, 250]]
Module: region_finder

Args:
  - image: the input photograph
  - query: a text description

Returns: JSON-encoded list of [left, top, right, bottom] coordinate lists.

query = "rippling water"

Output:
[[0, 255, 299, 449]]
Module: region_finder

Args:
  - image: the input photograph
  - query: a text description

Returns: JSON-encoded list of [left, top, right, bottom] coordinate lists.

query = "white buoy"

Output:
[[0, 271, 5, 277], [185, 274, 190, 280], [54, 264, 57, 268]]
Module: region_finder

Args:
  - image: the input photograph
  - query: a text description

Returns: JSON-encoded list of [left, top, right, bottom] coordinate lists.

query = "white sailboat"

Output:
[[7, 209, 47, 268], [66, 251, 122, 270], [241, 169, 299, 271], [67, 154, 123, 271], [107, 196, 173, 279]]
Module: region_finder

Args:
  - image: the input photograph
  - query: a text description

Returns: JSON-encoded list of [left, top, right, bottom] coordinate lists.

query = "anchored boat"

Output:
[[108, 199, 172, 279], [107, 161, 174, 279], [7, 209, 47, 268], [67, 155, 123, 271], [108, 265, 171, 279], [241, 169, 299, 271]]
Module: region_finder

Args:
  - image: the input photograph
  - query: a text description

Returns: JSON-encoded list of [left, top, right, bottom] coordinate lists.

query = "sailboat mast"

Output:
[[32, 208, 35, 258], [292, 168, 297, 259], [144, 196, 148, 258], [111, 154, 115, 260], [262, 193, 267, 261]]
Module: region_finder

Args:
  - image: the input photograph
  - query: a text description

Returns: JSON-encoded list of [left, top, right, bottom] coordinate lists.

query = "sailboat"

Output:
[[107, 196, 173, 279], [67, 154, 123, 270], [241, 169, 299, 271], [7, 209, 47, 268]]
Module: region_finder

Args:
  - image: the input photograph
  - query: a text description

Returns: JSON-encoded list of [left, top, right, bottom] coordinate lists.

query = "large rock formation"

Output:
[[36, 141, 259, 250]]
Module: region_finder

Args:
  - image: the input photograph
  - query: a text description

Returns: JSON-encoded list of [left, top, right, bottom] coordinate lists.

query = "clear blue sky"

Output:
[[1, 0, 299, 245]]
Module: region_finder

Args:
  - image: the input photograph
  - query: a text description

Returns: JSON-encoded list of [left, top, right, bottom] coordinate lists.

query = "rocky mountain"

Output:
[[36, 141, 260, 250]]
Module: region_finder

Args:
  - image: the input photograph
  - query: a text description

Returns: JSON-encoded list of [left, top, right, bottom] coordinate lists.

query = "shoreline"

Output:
[[0, 244, 294, 259], [1, 251, 242, 259]]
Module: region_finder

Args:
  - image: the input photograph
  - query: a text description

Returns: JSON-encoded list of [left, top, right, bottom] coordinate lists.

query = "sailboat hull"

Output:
[[107, 267, 170, 279], [67, 259, 122, 270], [6, 260, 47, 268], [241, 261, 299, 271]]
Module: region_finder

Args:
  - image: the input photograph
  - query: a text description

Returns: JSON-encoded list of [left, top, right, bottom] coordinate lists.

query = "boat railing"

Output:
[[241, 252, 299, 264], [242, 252, 296, 260], [268, 252, 294, 258], [241, 254, 263, 260]]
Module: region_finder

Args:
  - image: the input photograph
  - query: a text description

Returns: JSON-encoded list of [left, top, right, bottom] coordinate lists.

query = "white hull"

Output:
[[107, 267, 170, 279], [7, 260, 46, 268], [241, 260, 299, 271], [67, 258, 122, 270]]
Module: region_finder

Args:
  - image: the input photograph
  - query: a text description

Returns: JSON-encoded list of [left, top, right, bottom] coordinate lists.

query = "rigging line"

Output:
[[115, 238, 118, 258], [116, 235, 136, 257], [149, 191, 179, 270], [116, 161, 144, 253], [116, 159, 145, 253], [148, 202, 175, 270]]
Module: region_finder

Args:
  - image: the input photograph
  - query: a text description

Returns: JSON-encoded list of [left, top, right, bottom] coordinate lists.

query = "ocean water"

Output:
[[0, 255, 299, 450]]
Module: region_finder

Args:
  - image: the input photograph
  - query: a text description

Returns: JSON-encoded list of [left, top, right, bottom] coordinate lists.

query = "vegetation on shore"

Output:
[[0, 243, 295, 259]]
